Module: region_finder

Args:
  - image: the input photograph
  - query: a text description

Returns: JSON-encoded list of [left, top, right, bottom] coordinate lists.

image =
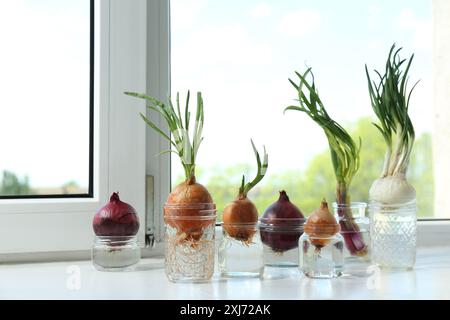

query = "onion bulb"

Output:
[[222, 197, 259, 242], [165, 177, 215, 241], [304, 199, 339, 249], [222, 140, 268, 243], [93, 193, 140, 237], [369, 173, 416, 204], [260, 191, 305, 252]]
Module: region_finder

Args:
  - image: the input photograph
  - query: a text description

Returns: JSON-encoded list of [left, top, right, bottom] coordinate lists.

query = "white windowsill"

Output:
[[1, 246, 450, 300]]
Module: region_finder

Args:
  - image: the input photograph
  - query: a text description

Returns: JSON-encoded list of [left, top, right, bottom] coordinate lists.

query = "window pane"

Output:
[[0, 0, 92, 197], [171, 0, 435, 219]]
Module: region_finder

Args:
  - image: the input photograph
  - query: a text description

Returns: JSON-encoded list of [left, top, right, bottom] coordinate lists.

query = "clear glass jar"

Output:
[[333, 202, 371, 276], [218, 222, 263, 278], [369, 199, 417, 270], [92, 236, 141, 271], [164, 203, 217, 283], [299, 231, 344, 279], [259, 218, 305, 269]]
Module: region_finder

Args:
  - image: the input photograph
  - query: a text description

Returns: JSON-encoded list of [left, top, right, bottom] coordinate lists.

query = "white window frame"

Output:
[[0, 0, 171, 260], [420, 0, 450, 246], [145, 0, 171, 247]]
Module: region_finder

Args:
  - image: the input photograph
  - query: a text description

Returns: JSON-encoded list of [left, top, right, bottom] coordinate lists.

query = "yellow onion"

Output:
[[304, 199, 339, 249]]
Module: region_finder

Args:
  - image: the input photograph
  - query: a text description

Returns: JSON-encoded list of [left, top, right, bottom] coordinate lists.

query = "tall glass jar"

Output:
[[333, 202, 371, 276], [92, 236, 141, 271], [259, 218, 305, 278], [369, 200, 417, 270], [218, 222, 263, 278], [164, 203, 217, 283]]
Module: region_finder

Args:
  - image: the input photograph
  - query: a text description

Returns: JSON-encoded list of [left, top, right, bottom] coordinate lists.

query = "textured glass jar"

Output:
[[259, 218, 305, 268], [333, 202, 371, 276], [92, 236, 140, 271], [219, 222, 263, 278], [164, 203, 217, 283], [369, 200, 417, 270], [299, 232, 344, 279]]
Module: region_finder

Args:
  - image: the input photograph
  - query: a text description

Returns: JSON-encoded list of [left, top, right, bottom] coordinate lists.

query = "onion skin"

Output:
[[93, 193, 140, 237], [262, 191, 304, 220], [164, 177, 215, 241], [304, 200, 339, 249], [260, 191, 305, 252], [167, 178, 214, 205], [369, 173, 416, 204], [222, 197, 259, 242]]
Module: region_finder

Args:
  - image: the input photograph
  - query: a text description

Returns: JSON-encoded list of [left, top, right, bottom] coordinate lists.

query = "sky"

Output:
[[0, 0, 90, 189], [171, 0, 433, 180]]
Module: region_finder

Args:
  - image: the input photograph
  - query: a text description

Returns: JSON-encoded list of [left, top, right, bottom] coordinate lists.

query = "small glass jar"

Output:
[[92, 236, 141, 271], [333, 202, 371, 276], [164, 203, 217, 283], [299, 231, 344, 279], [369, 199, 417, 270], [259, 218, 305, 269], [218, 222, 263, 278]]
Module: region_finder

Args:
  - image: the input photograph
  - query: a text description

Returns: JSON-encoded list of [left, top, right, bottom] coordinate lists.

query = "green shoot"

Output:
[[366, 44, 417, 177], [124, 91, 204, 182], [285, 68, 361, 199], [238, 140, 269, 199]]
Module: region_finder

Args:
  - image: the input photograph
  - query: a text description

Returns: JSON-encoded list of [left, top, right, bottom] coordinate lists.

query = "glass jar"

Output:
[[333, 202, 371, 276], [218, 222, 263, 278], [259, 218, 305, 269], [299, 231, 344, 279], [369, 199, 417, 270], [164, 203, 217, 283], [92, 236, 141, 271]]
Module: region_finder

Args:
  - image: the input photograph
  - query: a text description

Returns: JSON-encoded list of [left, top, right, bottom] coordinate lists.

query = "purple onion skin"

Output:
[[260, 191, 305, 252], [93, 193, 140, 237], [338, 207, 368, 256]]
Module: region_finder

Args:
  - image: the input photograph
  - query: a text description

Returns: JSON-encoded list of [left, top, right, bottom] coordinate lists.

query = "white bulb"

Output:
[[369, 174, 416, 204]]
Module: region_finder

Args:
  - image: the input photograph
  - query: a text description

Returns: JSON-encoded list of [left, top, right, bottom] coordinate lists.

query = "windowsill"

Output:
[[1, 246, 450, 300]]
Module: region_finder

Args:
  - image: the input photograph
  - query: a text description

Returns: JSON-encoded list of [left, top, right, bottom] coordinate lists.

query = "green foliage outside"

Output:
[[174, 117, 434, 219], [0, 171, 83, 196], [0, 171, 30, 196], [0, 117, 433, 214]]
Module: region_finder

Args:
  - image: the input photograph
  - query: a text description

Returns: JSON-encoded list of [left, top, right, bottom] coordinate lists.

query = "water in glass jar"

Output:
[[218, 233, 263, 278], [370, 201, 417, 269]]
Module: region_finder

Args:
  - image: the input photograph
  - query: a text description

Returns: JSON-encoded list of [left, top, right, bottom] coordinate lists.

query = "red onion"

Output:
[[260, 191, 305, 252], [93, 193, 140, 237]]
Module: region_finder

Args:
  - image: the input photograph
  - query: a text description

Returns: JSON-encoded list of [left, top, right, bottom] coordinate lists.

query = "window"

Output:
[[171, 0, 441, 220], [0, 0, 93, 198], [0, 0, 151, 256], [0, 0, 448, 259]]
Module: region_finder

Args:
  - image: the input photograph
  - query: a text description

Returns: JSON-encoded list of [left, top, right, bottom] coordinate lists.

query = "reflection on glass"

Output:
[[0, 0, 91, 196]]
